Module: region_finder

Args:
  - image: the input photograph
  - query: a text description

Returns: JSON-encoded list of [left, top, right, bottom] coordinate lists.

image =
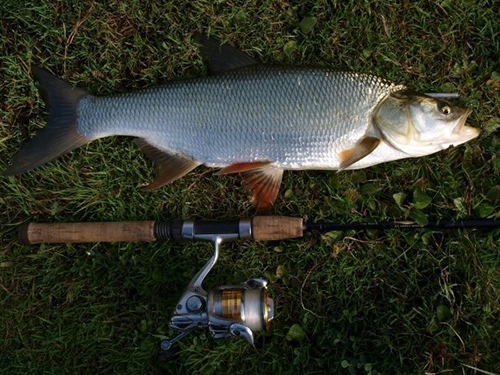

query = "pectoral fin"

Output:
[[338, 136, 381, 170], [134, 139, 200, 190], [218, 162, 283, 212]]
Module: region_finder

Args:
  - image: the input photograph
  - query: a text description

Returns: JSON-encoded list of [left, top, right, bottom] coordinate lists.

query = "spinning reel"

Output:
[[158, 224, 275, 360]]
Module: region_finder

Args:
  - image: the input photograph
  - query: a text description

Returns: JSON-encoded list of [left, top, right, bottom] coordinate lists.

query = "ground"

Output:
[[1, 1, 499, 374]]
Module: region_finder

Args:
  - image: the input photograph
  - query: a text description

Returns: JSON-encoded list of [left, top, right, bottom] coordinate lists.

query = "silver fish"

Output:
[[5, 38, 479, 210]]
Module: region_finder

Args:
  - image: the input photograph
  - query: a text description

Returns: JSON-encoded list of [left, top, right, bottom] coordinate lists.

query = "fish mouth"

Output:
[[452, 108, 479, 140]]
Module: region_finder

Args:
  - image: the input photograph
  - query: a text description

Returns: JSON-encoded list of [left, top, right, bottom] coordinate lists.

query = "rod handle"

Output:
[[19, 221, 156, 245], [251, 216, 303, 241]]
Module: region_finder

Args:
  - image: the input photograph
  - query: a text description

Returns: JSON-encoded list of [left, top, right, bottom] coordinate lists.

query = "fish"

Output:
[[4, 37, 479, 211]]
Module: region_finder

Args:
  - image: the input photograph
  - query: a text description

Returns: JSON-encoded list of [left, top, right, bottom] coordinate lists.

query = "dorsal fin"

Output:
[[195, 35, 259, 74]]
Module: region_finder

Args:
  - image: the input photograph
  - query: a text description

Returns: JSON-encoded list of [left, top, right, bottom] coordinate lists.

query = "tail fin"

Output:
[[4, 66, 91, 176]]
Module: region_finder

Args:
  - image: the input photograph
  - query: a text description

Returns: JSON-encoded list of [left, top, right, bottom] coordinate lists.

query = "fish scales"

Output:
[[78, 66, 403, 169]]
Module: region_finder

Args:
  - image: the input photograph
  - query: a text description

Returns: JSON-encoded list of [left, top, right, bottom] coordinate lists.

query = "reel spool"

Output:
[[207, 279, 274, 342]]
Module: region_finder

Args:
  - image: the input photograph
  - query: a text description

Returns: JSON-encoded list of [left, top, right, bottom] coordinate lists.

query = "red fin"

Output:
[[134, 139, 200, 190], [217, 161, 273, 175], [216, 161, 282, 211], [338, 136, 380, 170], [241, 167, 283, 213]]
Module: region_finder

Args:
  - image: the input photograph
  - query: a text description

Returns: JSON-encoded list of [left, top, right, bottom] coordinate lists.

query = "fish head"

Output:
[[375, 91, 479, 156]]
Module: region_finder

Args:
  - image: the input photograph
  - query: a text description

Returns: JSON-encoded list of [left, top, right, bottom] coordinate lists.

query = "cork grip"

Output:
[[251, 216, 303, 241], [19, 221, 156, 245]]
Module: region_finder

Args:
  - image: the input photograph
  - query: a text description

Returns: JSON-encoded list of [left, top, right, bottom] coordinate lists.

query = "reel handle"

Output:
[[18, 216, 304, 245]]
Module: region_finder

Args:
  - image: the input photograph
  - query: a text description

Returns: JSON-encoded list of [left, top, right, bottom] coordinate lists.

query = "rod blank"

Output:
[[304, 219, 500, 232]]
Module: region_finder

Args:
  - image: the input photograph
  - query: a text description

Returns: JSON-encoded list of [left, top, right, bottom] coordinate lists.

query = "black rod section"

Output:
[[304, 219, 500, 233]]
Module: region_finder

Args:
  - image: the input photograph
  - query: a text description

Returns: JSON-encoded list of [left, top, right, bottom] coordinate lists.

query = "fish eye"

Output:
[[436, 100, 452, 116], [440, 105, 452, 116]]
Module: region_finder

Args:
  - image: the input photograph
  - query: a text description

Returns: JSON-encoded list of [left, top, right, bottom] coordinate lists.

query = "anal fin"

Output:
[[134, 139, 200, 190], [218, 162, 283, 213], [338, 136, 380, 170]]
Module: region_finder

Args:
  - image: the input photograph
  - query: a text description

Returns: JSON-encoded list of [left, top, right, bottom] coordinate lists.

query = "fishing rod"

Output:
[[18, 216, 500, 245], [16, 215, 499, 360]]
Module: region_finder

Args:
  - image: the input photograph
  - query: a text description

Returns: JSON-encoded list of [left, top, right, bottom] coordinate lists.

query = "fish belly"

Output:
[[77, 66, 401, 170]]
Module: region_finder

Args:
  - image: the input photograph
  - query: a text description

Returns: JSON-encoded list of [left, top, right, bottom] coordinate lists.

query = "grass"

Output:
[[1, 0, 500, 374]]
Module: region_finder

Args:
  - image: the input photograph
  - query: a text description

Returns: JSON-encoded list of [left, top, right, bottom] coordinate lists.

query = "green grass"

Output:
[[1, 1, 500, 374]]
